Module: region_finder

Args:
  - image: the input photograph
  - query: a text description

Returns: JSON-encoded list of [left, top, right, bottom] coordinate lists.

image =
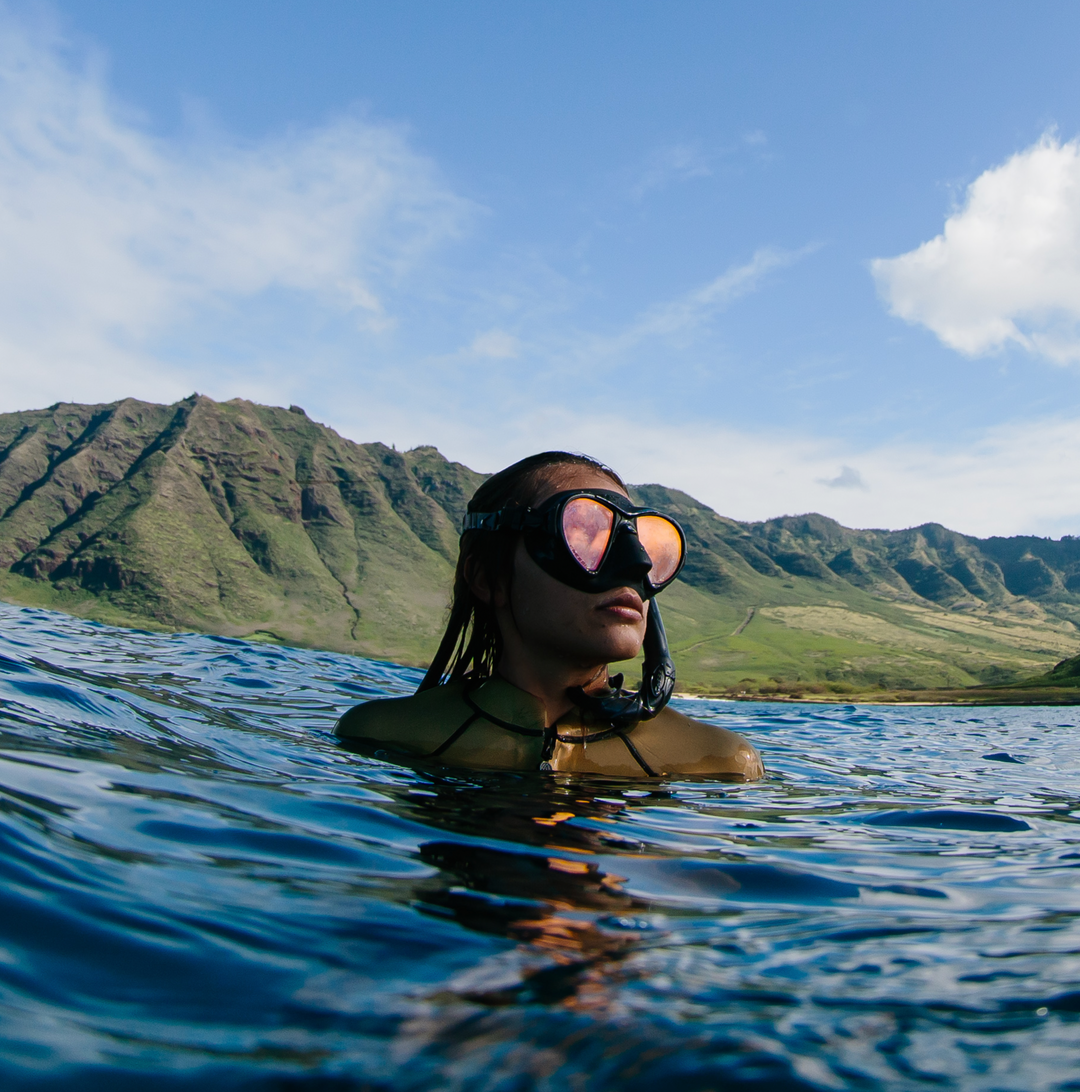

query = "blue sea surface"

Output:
[[1, 603, 1080, 1090]]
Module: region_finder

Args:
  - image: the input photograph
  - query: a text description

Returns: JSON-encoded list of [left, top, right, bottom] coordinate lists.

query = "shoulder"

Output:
[[334, 677, 545, 770], [630, 704, 764, 779], [335, 681, 470, 752]]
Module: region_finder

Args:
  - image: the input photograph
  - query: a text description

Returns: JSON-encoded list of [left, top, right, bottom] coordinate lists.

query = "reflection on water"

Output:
[[1, 602, 1080, 1089]]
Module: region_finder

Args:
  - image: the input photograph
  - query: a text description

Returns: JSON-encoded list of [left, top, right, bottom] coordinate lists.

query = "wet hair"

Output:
[[416, 451, 626, 691]]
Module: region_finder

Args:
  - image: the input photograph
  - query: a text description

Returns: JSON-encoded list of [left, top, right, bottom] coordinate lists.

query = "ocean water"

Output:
[[1, 604, 1080, 1090]]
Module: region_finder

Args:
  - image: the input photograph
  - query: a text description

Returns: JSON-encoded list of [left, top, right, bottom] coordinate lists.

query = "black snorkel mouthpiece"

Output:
[[565, 599, 677, 731]]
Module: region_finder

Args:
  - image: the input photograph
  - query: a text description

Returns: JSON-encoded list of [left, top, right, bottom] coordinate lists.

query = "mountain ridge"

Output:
[[1, 395, 1078, 693]]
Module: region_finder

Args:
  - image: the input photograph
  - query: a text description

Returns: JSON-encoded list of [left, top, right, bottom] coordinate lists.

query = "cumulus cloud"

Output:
[[872, 135, 1080, 363], [0, 12, 468, 412]]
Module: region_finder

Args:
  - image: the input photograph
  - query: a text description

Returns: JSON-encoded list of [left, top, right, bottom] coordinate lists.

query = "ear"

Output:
[[465, 554, 511, 608], [464, 556, 492, 604]]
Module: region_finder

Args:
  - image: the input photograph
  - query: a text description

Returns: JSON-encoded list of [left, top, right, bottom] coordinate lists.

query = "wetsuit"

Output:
[[334, 676, 763, 779]]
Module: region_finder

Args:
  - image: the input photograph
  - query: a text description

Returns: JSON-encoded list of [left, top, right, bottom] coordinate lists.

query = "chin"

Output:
[[565, 621, 644, 665], [599, 637, 646, 663]]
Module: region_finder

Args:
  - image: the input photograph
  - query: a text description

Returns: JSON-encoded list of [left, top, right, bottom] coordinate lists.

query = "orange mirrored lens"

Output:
[[637, 515, 683, 585], [562, 497, 614, 572]]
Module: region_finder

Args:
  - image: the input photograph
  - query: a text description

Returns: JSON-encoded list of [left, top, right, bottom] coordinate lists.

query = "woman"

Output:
[[335, 451, 763, 779]]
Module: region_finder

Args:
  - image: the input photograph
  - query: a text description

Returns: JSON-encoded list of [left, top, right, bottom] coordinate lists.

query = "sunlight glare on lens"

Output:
[[563, 497, 613, 572], [638, 516, 682, 584]]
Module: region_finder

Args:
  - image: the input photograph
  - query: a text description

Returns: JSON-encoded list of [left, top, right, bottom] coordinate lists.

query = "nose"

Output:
[[603, 524, 653, 583]]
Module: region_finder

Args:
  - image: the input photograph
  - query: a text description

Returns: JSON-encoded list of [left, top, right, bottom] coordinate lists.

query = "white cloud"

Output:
[[631, 142, 711, 200], [581, 414, 1080, 537], [336, 400, 1080, 538], [468, 329, 519, 359], [817, 466, 868, 490], [872, 134, 1080, 363], [0, 12, 468, 412], [632, 248, 796, 337], [589, 246, 808, 358]]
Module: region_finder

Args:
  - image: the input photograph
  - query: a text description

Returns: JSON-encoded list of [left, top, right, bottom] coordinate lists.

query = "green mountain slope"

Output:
[[1, 395, 1078, 692], [994, 650, 1080, 692], [625, 487, 1080, 693], [0, 396, 482, 665]]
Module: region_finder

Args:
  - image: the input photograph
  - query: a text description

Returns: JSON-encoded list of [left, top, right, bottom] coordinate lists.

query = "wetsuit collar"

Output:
[[471, 675, 549, 732], [478, 673, 619, 732]]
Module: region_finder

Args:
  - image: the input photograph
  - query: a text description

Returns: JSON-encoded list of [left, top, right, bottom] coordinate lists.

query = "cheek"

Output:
[[509, 548, 591, 634]]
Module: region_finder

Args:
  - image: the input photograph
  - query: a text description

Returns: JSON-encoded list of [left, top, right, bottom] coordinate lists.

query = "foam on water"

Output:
[[1, 602, 1080, 1090]]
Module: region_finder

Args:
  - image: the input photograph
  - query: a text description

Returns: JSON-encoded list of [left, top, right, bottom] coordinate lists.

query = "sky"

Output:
[[1, 1, 1080, 536]]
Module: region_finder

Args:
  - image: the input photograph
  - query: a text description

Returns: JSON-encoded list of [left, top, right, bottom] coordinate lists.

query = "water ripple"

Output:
[[1, 602, 1080, 1089]]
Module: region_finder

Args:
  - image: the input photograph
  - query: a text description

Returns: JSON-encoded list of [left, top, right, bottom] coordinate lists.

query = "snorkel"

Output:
[[566, 597, 678, 731], [463, 488, 685, 730]]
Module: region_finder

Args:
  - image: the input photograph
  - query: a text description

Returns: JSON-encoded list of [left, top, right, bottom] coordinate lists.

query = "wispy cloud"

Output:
[[583, 413, 1080, 537], [468, 329, 519, 359], [350, 403, 1080, 538], [630, 142, 711, 200], [0, 11, 469, 412], [872, 134, 1080, 364], [591, 245, 811, 359], [817, 466, 868, 490]]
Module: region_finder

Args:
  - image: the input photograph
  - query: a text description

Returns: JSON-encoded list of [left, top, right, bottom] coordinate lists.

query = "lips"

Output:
[[597, 589, 644, 620]]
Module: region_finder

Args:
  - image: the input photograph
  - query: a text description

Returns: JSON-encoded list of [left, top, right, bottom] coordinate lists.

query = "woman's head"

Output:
[[419, 451, 634, 689]]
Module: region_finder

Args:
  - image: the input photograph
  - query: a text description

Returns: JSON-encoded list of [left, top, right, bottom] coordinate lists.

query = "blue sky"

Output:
[[3, 1, 1080, 535]]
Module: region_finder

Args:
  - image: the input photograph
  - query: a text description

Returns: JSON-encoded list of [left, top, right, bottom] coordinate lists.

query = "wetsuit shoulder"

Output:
[[334, 681, 471, 755], [628, 705, 764, 779], [334, 678, 548, 770]]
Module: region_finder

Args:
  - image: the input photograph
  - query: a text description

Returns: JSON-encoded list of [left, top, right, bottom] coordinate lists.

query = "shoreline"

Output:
[[4, 591, 1078, 709], [675, 689, 1080, 707]]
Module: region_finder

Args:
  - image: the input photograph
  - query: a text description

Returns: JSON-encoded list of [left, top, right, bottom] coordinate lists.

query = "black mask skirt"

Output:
[[465, 489, 685, 597]]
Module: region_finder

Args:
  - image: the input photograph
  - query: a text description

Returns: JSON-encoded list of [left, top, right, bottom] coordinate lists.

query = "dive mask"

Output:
[[462, 489, 685, 598], [462, 488, 685, 731]]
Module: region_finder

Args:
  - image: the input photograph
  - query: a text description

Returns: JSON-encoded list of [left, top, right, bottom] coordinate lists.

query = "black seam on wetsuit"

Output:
[[459, 686, 561, 765], [461, 687, 546, 737], [452, 681, 656, 773], [554, 726, 621, 745], [427, 712, 480, 757], [432, 684, 555, 765], [617, 732, 658, 776]]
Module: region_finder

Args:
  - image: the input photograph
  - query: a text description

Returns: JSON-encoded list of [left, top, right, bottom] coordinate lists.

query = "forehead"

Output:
[[531, 466, 628, 505]]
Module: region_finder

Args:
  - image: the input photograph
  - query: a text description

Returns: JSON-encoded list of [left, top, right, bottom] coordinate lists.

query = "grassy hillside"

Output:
[[623, 487, 1080, 695], [0, 396, 482, 665], [1, 395, 1079, 694]]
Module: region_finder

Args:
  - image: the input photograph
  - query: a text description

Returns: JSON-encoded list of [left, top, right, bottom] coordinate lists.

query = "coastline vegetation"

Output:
[[2, 395, 1080, 703]]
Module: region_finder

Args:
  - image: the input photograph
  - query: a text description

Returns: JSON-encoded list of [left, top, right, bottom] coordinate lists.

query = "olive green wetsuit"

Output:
[[335, 676, 763, 779]]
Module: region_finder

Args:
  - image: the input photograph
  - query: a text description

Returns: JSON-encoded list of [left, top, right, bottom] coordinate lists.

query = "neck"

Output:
[[495, 646, 608, 725]]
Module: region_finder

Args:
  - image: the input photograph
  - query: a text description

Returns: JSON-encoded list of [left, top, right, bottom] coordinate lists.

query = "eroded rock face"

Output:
[[720, 511, 1080, 610], [629, 485, 1080, 612], [0, 396, 484, 664]]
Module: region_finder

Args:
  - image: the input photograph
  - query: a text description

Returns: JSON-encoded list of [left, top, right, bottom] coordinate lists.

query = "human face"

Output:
[[502, 469, 649, 671]]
